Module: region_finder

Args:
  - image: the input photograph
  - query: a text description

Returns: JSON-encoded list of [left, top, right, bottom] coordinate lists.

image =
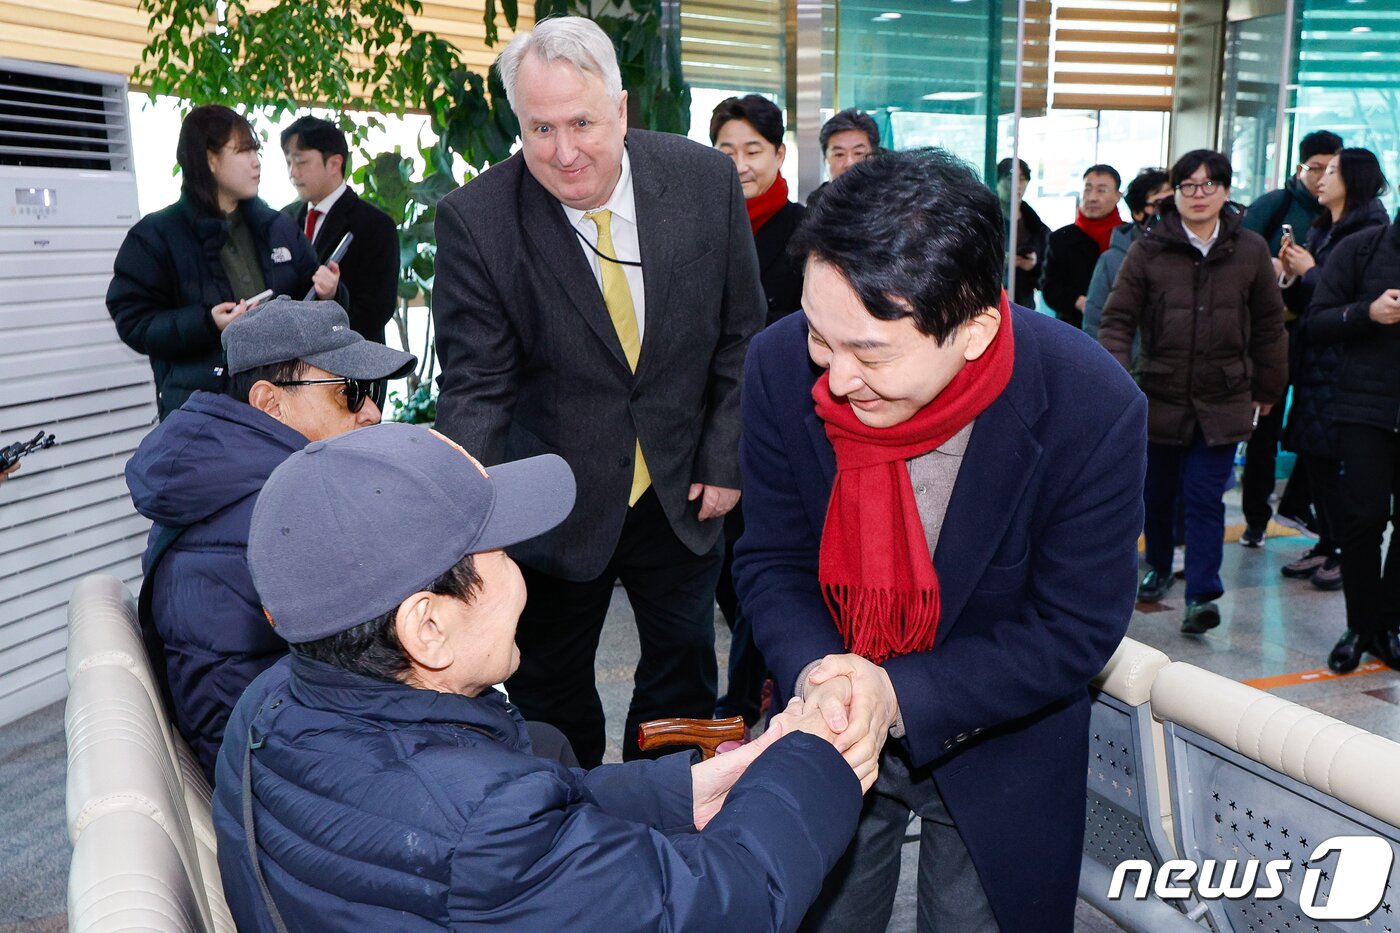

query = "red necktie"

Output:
[[304, 208, 322, 243]]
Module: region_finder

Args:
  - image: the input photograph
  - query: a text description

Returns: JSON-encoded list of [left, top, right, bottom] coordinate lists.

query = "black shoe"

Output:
[[1373, 629, 1400, 672], [1328, 629, 1369, 674], [1181, 601, 1221, 634], [1240, 523, 1267, 548], [1311, 556, 1344, 591], [1281, 545, 1330, 579], [1137, 569, 1174, 603]]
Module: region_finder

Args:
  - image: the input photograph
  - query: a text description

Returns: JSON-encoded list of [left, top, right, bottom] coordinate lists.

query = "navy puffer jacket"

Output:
[[1285, 198, 1389, 458], [213, 655, 862, 932], [126, 391, 307, 781], [107, 195, 339, 419]]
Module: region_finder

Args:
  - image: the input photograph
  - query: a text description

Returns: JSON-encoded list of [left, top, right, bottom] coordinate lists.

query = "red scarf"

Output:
[[746, 173, 789, 234], [812, 293, 1016, 662], [1074, 208, 1123, 254]]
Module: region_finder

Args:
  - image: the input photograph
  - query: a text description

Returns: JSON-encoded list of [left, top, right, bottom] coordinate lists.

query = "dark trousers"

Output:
[[1243, 401, 1314, 527], [798, 742, 997, 933], [1300, 454, 1341, 555], [714, 510, 767, 725], [1144, 430, 1237, 602], [1336, 425, 1400, 636], [505, 488, 722, 768]]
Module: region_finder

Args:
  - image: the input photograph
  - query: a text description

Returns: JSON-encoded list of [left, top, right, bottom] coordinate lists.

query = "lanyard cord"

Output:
[[572, 224, 643, 267]]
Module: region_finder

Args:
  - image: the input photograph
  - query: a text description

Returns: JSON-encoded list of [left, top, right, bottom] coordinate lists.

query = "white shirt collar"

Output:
[[1185, 219, 1220, 256], [310, 181, 349, 215], [561, 149, 635, 229]]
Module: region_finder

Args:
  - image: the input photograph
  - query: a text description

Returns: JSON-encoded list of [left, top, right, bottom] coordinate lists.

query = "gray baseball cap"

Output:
[[221, 298, 416, 379], [248, 423, 576, 643]]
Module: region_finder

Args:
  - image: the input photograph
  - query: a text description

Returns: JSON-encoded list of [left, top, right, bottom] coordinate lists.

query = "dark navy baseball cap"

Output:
[[248, 423, 575, 643]]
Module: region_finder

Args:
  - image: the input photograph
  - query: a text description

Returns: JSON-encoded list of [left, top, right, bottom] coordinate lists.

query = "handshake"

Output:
[[691, 653, 900, 830]]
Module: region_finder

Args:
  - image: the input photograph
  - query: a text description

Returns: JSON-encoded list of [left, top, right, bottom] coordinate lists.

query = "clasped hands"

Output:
[[690, 653, 897, 830]]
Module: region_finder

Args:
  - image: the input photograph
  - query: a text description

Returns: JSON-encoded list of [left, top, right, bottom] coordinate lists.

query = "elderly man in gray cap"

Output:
[[125, 298, 416, 782], [212, 424, 866, 931]]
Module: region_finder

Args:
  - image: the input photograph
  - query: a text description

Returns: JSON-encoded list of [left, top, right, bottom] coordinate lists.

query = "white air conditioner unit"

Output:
[[0, 58, 154, 726]]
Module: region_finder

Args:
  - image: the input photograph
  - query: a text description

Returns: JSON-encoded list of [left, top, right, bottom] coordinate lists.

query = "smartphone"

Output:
[[303, 233, 355, 301], [243, 288, 274, 309], [1280, 223, 1294, 251]]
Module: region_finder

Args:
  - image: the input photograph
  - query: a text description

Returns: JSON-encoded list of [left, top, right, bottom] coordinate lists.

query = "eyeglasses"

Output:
[[273, 377, 386, 413], [1175, 180, 1222, 197], [1297, 163, 1326, 175]]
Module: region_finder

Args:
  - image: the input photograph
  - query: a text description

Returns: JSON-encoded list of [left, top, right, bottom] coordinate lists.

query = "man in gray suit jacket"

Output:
[[431, 16, 766, 767]]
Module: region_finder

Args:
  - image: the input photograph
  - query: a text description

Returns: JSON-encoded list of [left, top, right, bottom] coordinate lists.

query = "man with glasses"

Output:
[[125, 297, 415, 781], [1100, 150, 1287, 634], [1238, 129, 1344, 546]]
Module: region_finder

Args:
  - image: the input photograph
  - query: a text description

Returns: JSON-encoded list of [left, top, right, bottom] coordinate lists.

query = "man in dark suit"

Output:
[[734, 149, 1147, 931], [282, 116, 400, 343], [431, 17, 765, 768], [1039, 163, 1123, 329]]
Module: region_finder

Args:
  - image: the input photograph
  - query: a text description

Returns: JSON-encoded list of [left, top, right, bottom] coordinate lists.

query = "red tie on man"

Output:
[[304, 208, 322, 243]]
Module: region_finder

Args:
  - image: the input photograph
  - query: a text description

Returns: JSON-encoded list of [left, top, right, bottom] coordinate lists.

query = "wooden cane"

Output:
[[637, 716, 747, 760]]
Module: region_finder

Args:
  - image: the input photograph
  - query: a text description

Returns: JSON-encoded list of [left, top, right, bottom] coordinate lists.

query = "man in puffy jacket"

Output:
[[125, 298, 415, 781], [1100, 150, 1287, 634], [213, 424, 866, 931]]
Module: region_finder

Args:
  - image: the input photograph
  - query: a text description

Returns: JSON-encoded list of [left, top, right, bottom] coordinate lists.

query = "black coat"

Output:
[[754, 200, 805, 327], [1005, 201, 1049, 308], [288, 187, 400, 343], [1285, 199, 1390, 458], [1040, 223, 1102, 328], [1304, 215, 1400, 433], [107, 196, 326, 419], [431, 130, 765, 581]]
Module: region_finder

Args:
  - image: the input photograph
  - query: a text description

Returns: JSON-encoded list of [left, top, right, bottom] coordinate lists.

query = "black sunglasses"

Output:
[[272, 377, 387, 413]]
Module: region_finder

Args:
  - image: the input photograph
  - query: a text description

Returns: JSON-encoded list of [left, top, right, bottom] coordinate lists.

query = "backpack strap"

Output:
[[137, 523, 188, 723], [243, 728, 292, 933]]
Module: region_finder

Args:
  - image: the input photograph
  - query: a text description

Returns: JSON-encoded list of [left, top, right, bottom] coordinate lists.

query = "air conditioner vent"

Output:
[[0, 68, 131, 171]]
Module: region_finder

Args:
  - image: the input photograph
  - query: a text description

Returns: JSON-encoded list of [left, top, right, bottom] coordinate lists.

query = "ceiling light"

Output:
[[921, 91, 983, 101]]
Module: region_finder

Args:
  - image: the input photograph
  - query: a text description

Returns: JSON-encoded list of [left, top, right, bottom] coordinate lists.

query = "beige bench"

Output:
[[1081, 637, 1208, 931], [64, 574, 233, 933], [1150, 661, 1400, 932]]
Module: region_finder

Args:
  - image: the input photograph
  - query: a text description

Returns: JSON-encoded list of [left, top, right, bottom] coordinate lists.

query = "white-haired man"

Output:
[[431, 16, 767, 767]]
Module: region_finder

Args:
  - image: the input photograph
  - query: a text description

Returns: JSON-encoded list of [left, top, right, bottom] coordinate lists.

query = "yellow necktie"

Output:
[[587, 209, 650, 506]]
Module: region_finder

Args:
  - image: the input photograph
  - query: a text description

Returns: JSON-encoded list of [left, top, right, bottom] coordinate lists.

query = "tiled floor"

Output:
[[1123, 516, 1400, 741]]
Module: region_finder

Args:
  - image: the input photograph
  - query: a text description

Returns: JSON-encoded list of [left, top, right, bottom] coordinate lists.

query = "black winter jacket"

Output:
[[1040, 223, 1103, 329], [755, 200, 806, 327], [1005, 201, 1050, 309], [107, 196, 333, 419], [1285, 199, 1390, 458], [1304, 214, 1400, 434]]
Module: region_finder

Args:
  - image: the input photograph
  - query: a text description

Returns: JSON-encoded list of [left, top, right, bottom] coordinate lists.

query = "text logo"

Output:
[[1108, 835, 1392, 920]]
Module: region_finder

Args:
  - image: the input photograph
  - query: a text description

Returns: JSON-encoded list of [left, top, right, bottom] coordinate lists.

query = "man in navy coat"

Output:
[[734, 149, 1147, 932]]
